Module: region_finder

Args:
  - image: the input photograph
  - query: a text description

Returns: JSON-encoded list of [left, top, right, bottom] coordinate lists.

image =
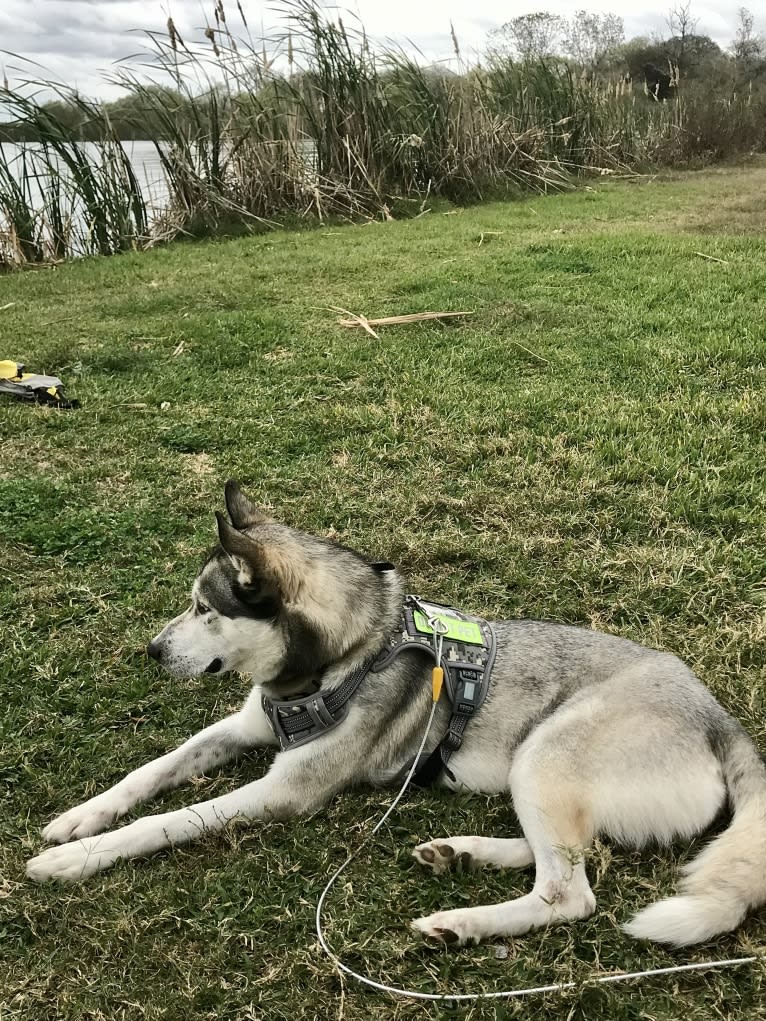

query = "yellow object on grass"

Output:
[[0, 359, 78, 408]]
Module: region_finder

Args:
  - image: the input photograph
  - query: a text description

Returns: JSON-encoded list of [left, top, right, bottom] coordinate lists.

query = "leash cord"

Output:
[[314, 705, 762, 1002]]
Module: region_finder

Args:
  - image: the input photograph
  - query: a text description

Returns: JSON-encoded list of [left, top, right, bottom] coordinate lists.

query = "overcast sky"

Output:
[[1, 1, 761, 100]]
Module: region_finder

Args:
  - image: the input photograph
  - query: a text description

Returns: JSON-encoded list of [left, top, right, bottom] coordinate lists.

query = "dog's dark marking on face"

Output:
[[196, 547, 327, 692], [193, 535, 402, 694], [198, 550, 280, 621]]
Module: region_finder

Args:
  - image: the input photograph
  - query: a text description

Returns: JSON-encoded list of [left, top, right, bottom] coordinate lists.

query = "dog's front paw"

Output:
[[411, 908, 482, 947], [26, 833, 126, 882], [42, 794, 127, 844]]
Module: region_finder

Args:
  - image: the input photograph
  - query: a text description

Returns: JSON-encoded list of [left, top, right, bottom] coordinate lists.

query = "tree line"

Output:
[[489, 4, 766, 97]]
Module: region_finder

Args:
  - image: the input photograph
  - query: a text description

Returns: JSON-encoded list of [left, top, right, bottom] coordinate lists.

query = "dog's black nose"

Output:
[[147, 640, 163, 663]]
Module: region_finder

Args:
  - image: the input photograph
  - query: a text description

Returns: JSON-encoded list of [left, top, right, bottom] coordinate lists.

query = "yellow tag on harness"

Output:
[[432, 666, 444, 702]]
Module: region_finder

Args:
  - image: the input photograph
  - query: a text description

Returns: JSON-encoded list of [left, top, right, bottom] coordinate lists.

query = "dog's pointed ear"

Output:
[[216, 511, 302, 602], [224, 480, 272, 530]]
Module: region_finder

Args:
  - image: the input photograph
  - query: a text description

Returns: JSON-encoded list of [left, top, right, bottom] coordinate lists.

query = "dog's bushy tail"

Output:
[[624, 724, 766, 946]]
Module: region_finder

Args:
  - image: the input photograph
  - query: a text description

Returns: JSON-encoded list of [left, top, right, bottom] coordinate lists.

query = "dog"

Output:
[[27, 481, 766, 948]]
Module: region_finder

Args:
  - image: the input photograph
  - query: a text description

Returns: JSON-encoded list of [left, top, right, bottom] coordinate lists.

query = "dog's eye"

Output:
[[196, 602, 211, 615]]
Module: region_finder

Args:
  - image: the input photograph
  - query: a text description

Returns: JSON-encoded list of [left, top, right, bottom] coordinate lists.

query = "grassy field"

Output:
[[2, 161, 766, 1020]]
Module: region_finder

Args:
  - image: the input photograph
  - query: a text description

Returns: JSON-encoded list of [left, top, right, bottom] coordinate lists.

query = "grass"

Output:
[[2, 162, 766, 1020]]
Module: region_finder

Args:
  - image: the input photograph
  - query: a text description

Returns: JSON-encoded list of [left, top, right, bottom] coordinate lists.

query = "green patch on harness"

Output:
[[413, 611, 484, 646]]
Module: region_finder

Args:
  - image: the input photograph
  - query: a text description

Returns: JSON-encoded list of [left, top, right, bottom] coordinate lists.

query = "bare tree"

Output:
[[732, 7, 764, 71], [666, 2, 698, 65], [488, 12, 564, 61], [562, 10, 625, 70]]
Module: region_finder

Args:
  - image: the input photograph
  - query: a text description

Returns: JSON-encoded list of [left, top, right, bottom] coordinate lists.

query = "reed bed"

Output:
[[1, 0, 764, 269], [0, 91, 148, 266]]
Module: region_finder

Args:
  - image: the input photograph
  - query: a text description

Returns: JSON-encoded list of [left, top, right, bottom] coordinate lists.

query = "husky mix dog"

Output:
[[27, 482, 766, 948]]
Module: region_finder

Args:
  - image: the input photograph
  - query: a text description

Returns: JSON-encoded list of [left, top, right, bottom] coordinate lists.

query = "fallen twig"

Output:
[[509, 339, 551, 365], [327, 305, 380, 339], [694, 251, 730, 265], [37, 315, 77, 328], [336, 310, 474, 332]]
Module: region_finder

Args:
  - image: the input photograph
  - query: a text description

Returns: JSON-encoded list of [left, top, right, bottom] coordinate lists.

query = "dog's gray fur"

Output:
[[27, 482, 766, 947]]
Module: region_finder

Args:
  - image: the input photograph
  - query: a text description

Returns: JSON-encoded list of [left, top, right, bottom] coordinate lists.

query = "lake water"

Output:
[[0, 137, 318, 257], [0, 139, 171, 214], [120, 140, 170, 209]]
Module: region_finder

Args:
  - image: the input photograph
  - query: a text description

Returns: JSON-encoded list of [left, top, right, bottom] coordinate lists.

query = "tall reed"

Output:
[[0, 86, 148, 264], [1, 0, 764, 268]]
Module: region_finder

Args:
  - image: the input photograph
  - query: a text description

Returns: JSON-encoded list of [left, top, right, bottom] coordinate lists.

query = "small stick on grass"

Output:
[[37, 315, 77, 328], [327, 306, 380, 339], [509, 339, 551, 364], [335, 310, 474, 331], [694, 251, 730, 265]]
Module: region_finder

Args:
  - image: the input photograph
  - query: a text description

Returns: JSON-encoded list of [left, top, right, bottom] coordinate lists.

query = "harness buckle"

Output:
[[443, 724, 465, 753]]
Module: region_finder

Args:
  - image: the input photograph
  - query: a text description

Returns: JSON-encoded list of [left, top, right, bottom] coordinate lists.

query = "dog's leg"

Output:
[[26, 734, 351, 882], [40, 686, 277, 845], [412, 750, 596, 946], [411, 839, 594, 946], [413, 836, 534, 875]]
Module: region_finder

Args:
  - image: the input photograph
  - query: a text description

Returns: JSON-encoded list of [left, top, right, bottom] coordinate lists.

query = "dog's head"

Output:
[[147, 480, 401, 687]]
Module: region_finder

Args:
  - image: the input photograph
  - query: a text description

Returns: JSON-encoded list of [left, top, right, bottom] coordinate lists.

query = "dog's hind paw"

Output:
[[414, 835, 534, 874], [413, 839, 474, 876], [411, 909, 480, 947]]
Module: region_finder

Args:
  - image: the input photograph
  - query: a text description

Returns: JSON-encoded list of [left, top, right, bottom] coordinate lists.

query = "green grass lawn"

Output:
[[2, 163, 766, 1021]]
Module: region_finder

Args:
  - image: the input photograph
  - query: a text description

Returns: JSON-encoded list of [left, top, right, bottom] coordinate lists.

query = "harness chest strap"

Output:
[[371, 597, 497, 785], [261, 595, 496, 785]]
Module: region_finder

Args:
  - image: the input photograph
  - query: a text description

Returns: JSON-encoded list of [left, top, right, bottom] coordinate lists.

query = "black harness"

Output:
[[261, 595, 496, 786]]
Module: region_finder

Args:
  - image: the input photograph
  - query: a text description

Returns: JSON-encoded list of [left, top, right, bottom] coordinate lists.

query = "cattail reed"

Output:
[[0, 0, 763, 269]]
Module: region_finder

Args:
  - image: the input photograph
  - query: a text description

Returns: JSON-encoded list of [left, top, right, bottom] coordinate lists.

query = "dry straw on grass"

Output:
[[330, 307, 474, 338]]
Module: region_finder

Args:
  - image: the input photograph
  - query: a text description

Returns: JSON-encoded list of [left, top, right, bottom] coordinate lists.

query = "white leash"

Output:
[[315, 696, 762, 1003]]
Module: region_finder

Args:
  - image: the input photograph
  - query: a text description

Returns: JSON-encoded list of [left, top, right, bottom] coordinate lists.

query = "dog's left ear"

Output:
[[224, 480, 272, 530], [216, 512, 302, 602]]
